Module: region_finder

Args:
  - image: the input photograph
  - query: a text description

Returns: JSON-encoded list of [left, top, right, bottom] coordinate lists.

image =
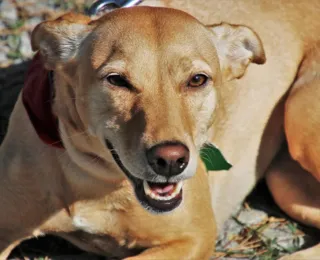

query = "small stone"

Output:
[[19, 31, 33, 58], [216, 217, 243, 251], [237, 209, 268, 226], [262, 223, 305, 249], [0, 0, 18, 26]]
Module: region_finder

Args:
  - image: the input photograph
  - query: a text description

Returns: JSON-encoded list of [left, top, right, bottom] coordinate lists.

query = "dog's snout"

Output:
[[146, 142, 189, 177]]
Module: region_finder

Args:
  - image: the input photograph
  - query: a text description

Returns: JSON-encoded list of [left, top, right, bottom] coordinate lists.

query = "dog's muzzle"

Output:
[[105, 139, 184, 214]]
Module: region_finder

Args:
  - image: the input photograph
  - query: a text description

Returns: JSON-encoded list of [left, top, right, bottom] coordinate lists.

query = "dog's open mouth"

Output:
[[138, 181, 183, 211], [105, 140, 183, 213]]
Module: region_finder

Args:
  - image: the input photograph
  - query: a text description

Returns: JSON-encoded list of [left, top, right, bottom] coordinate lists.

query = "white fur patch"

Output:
[[72, 215, 96, 233]]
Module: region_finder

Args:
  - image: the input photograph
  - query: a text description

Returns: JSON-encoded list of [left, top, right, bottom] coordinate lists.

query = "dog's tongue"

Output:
[[148, 182, 175, 194]]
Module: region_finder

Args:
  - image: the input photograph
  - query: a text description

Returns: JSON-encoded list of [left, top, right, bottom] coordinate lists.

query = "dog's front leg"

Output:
[[124, 237, 214, 260]]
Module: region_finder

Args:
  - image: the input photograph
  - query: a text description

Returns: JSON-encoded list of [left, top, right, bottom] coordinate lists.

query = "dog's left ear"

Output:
[[31, 12, 93, 70], [207, 23, 266, 81]]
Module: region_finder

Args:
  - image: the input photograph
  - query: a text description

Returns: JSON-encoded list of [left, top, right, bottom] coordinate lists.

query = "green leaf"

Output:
[[200, 143, 232, 171]]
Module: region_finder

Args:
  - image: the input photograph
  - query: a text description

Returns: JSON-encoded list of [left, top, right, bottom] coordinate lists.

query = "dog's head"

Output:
[[31, 7, 265, 213]]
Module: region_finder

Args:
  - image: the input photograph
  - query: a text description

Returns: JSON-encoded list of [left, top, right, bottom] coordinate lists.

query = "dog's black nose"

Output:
[[146, 142, 189, 177]]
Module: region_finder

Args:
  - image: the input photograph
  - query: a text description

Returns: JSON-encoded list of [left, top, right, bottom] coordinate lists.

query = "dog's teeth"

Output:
[[149, 192, 156, 199], [169, 181, 183, 198], [143, 181, 152, 195], [158, 195, 165, 201], [143, 181, 183, 201], [176, 181, 183, 192]]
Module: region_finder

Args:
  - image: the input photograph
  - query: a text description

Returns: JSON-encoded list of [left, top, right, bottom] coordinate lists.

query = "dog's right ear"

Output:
[[31, 13, 93, 70], [207, 23, 266, 82]]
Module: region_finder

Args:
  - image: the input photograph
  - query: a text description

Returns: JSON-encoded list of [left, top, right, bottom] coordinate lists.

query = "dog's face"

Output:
[[32, 7, 265, 213]]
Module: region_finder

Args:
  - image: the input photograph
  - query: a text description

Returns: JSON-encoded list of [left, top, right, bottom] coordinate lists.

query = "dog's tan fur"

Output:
[[0, 0, 320, 259]]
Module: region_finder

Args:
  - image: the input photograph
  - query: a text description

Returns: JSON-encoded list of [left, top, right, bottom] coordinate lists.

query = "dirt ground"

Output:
[[1, 1, 319, 259]]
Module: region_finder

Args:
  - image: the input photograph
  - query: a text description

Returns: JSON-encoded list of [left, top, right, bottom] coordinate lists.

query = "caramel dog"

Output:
[[1, 0, 320, 259], [0, 5, 265, 259]]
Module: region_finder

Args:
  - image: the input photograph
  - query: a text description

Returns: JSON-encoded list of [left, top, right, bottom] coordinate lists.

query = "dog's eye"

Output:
[[188, 74, 208, 88], [106, 74, 131, 88]]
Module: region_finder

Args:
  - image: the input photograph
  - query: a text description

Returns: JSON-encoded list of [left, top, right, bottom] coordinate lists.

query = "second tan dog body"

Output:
[[0, 0, 320, 259]]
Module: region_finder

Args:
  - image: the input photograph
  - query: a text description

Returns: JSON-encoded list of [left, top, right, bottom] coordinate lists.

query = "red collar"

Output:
[[22, 53, 64, 149]]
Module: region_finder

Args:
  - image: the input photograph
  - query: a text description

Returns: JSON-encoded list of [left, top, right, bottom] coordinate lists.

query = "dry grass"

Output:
[[213, 215, 303, 260]]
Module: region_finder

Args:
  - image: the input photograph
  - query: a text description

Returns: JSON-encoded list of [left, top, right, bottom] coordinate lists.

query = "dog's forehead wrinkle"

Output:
[[191, 60, 213, 73], [97, 59, 127, 75], [91, 39, 159, 82], [168, 57, 211, 74], [90, 39, 127, 70]]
